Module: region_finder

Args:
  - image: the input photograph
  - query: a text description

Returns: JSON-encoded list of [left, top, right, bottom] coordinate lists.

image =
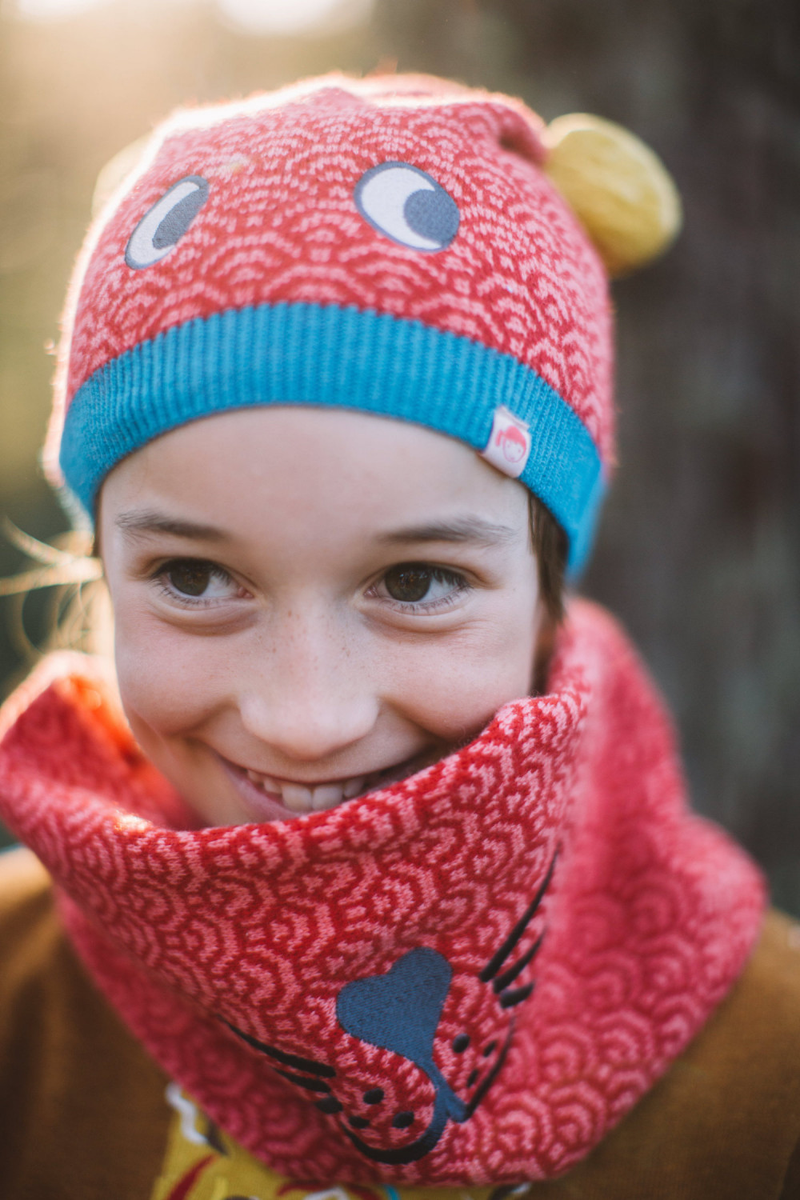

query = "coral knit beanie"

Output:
[[46, 73, 615, 572]]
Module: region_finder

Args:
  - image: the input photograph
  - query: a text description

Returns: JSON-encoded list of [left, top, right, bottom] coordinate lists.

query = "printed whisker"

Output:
[[222, 1019, 336, 1077], [492, 928, 546, 993], [274, 1069, 332, 1092], [479, 850, 558, 983], [499, 982, 535, 1009], [465, 1016, 516, 1117]]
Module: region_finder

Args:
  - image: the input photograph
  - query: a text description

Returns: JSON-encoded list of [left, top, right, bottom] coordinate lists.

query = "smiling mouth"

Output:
[[218, 753, 433, 817]]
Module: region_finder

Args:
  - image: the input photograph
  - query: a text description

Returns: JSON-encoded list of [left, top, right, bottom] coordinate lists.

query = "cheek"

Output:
[[111, 608, 229, 737], [387, 603, 540, 744]]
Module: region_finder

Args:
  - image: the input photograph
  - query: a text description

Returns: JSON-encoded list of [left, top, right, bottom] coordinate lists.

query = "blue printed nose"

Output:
[[336, 946, 466, 1123]]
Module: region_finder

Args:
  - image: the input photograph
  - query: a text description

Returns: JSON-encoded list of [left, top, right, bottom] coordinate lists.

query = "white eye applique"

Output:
[[354, 162, 460, 252], [125, 175, 209, 270]]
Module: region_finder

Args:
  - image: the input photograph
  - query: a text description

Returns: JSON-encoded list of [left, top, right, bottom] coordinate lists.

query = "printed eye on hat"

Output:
[[353, 162, 460, 252], [125, 175, 209, 270]]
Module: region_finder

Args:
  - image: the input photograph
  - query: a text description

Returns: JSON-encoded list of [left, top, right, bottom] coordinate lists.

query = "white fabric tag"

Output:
[[480, 405, 531, 479]]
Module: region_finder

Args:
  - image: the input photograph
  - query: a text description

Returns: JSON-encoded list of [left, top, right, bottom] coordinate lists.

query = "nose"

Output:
[[237, 605, 380, 764]]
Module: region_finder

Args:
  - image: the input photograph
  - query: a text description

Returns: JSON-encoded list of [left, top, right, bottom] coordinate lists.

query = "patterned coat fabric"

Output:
[[0, 601, 764, 1185]]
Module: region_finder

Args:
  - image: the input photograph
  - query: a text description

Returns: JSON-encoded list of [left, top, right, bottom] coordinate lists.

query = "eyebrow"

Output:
[[114, 510, 228, 541], [377, 518, 517, 548], [114, 510, 517, 549]]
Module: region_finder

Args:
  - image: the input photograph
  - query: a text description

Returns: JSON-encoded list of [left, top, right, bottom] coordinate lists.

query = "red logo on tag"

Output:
[[496, 423, 528, 464]]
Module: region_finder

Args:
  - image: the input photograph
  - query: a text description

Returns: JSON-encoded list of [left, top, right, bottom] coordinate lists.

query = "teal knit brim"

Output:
[[59, 302, 605, 574]]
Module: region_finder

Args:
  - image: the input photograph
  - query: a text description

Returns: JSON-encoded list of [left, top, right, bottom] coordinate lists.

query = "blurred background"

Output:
[[0, 0, 797, 912]]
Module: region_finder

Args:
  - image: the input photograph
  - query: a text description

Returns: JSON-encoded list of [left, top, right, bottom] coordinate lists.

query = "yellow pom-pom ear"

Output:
[[543, 114, 682, 278]]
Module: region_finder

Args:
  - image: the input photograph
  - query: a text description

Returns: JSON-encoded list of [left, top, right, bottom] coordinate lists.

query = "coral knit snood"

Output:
[[0, 601, 764, 1186]]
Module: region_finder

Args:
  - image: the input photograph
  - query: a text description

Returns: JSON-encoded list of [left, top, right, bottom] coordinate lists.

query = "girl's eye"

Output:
[[380, 564, 467, 608], [158, 559, 237, 602]]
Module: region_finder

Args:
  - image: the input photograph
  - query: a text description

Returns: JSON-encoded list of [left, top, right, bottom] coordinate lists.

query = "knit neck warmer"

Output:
[[0, 600, 764, 1186]]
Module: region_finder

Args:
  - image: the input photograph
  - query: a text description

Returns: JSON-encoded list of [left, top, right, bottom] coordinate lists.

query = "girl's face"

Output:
[[99, 408, 542, 826]]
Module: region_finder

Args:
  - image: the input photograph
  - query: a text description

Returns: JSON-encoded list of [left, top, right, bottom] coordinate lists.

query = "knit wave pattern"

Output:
[[0, 602, 764, 1184], [53, 76, 612, 465]]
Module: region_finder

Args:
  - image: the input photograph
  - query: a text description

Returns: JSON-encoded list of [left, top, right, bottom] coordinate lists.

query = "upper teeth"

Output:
[[245, 771, 366, 813]]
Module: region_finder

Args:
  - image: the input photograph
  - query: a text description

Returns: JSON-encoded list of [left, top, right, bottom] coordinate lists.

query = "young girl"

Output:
[[1, 74, 798, 1200]]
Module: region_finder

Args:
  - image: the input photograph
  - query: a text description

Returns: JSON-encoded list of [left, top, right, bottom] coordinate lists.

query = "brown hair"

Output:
[[530, 495, 567, 625], [529, 495, 568, 694]]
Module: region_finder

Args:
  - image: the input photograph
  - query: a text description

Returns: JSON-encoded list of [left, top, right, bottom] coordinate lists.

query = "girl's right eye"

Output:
[[155, 559, 241, 604]]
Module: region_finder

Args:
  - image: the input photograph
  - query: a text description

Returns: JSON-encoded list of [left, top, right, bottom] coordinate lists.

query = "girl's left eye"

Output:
[[156, 559, 239, 603], [374, 563, 469, 610]]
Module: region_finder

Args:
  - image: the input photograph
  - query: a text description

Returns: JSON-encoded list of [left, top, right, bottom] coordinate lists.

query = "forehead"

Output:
[[101, 408, 529, 544]]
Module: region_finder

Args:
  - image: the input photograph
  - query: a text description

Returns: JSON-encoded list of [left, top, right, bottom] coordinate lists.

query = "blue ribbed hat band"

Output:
[[59, 302, 605, 572]]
